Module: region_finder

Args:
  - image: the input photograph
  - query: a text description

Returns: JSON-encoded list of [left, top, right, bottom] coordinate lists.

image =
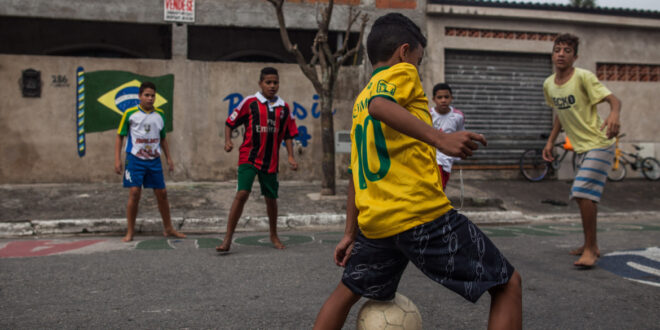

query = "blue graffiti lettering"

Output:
[[292, 102, 308, 120], [310, 94, 337, 118], [223, 93, 244, 117], [311, 94, 320, 118], [296, 126, 312, 147]]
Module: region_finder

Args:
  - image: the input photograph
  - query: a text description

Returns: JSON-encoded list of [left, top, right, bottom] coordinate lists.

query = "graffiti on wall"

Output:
[[75, 67, 174, 157], [222, 93, 336, 148]]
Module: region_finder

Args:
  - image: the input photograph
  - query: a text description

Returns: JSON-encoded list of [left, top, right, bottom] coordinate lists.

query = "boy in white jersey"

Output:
[[114, 81, 185, 242], [542, 34, 621, 268], [430, 83, 465, 190], [313, 13, 521, 330]]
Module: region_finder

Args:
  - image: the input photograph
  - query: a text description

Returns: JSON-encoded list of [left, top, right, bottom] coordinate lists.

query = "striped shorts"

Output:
[[571, 144, 615, 202]]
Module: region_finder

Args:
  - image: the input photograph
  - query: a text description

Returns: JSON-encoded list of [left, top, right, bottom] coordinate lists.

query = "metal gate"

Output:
[[444, 50, 553, 167]]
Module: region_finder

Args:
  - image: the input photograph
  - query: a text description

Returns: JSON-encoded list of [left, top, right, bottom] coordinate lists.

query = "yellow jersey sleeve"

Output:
[[369, 63, 423, 110]]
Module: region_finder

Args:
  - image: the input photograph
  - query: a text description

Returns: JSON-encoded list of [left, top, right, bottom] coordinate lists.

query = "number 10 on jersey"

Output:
[[354, 115, 391, 189]]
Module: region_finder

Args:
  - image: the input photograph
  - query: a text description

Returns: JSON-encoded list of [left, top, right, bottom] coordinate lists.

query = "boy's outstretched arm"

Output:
[[114, 135, 124, 174], [600, 94, 621, 139], [335, 176, 358, 267], [368, 97, 486, 158]]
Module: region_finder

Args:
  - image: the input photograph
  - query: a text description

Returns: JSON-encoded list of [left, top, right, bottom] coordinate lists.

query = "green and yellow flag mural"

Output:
[[76, 67, 174, 157]]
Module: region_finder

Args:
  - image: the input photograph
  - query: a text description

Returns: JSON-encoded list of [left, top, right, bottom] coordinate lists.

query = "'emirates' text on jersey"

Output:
[[117, 105, 166, 160], [350, 63, 452, 239], [226, 92, 298, 173]]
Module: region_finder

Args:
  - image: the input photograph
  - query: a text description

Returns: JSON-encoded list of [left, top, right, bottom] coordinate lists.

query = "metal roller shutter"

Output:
[[444, 50, 553, 167]]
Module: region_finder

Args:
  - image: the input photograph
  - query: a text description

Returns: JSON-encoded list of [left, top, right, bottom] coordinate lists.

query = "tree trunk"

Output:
[[319, 90, 336, 195]]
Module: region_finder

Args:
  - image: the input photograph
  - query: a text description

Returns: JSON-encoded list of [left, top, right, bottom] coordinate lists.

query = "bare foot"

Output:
[[574, 250, 599, 268], [271, 236, 286, 250], [569, 246, 600, 257], [164, 229, 186, 239], [121, 234, 134, 242], [216, 240, 230, 252]]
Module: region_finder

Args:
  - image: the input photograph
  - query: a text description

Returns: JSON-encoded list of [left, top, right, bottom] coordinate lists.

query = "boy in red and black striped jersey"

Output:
[[216, 67, 299, 252]]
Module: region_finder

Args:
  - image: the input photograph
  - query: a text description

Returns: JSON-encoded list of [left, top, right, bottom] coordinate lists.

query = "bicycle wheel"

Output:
[[607, 161, 627, 181], [520, 149, 549, 182], [641, 157, 660, 181]]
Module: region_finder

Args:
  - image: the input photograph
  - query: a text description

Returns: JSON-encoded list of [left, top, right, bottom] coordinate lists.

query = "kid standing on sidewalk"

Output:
[[313, 13, 521, 330], [114, 81, 186, 242], [430, 83, 465, 190]]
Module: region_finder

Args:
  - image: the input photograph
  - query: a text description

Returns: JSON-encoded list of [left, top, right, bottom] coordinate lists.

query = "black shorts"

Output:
[[342, 210, 514, 303]]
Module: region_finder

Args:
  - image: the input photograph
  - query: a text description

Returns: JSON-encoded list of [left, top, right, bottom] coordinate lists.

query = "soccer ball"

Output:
[[357, 293, 422, 330]]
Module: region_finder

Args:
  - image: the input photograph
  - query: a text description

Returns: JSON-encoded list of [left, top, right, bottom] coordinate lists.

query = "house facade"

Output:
[[1, 0, 657, 183]]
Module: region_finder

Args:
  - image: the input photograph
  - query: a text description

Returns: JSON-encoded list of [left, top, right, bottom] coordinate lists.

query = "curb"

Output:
[[1, 210, 658, 238]]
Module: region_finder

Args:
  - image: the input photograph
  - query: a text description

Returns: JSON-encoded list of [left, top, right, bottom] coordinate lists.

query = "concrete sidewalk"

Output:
[[1, 179, 658, 237]]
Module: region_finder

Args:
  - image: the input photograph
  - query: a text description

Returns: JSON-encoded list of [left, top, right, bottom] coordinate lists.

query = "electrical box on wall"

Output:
[[335, 130, 351, 154], [21, 69, 42, 97]]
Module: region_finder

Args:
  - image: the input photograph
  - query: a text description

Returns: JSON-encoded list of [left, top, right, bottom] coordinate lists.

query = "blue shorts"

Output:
[[342, 210, 515, 303], [123, 153, 166, 189]]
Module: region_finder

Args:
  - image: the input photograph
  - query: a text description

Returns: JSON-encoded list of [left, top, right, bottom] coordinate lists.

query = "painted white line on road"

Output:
[[624, 277, 660, 288], [626, 261, 660, 277], [606, 246, 660, 262]]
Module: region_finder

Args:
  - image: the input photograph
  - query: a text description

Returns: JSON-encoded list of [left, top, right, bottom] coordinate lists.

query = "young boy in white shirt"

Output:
[[430, 83, 465, 190]]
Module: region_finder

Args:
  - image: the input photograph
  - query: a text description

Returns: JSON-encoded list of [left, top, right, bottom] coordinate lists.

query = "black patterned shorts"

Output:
[[342, 210, 515, 303]]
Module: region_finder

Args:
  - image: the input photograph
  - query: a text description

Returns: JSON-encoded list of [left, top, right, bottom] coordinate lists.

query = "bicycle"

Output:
[[520, 135, 576, 182], [607, 134, 660, 181]]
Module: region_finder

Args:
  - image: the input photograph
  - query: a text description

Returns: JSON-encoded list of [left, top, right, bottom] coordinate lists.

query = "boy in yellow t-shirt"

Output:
[[313, 13, 521, 330], [542, 34, 621, 268]]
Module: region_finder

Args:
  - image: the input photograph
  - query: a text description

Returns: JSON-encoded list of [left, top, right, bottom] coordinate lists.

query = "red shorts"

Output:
[[439, 166, 450, 190]]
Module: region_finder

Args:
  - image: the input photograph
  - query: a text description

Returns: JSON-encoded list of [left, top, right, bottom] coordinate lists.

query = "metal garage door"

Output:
[[445, 50, 553, 167]]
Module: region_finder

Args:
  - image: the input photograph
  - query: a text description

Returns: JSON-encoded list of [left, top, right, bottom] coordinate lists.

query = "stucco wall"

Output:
[[0, 55, 361, 183], [425, 5, 660, 179]]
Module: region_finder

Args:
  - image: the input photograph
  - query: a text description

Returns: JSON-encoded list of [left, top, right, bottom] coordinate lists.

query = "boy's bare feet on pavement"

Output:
[[574, 249, 599, 268], [216, 242, 230, 252], [271, 236, 286, 250], [164, 229, 186, 239], [121, 233, 134, 242], [569, 246, 600, 257]]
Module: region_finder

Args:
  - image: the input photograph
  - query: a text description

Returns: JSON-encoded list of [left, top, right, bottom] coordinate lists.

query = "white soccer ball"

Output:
[[356, 293, 422, 330]]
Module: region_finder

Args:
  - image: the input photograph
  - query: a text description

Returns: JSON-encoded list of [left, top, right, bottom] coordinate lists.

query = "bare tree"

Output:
[[267, 0, 368, 195], [570, 0, 597, 8]]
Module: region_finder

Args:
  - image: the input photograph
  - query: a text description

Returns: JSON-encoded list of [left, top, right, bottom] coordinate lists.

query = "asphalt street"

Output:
[[1, 217, 659, 329]]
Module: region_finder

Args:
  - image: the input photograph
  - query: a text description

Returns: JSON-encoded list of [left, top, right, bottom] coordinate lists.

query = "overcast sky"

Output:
[[507, 0, 660, 11], [517, 0, 660, 11]]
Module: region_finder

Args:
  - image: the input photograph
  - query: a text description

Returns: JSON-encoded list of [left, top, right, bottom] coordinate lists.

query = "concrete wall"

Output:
[[0, 0, 426, 184], [0, 0, 426, 30], [425, 4, 660, 179], [2, 0, 659, 183], [0, 0, 427, 184], [0, 54, 361, 183]]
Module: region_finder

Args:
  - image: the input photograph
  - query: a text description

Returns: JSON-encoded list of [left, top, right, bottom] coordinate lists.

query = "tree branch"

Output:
[[339, 13, 368, 66], [267, 0, 323, 92], [335, 6, 359, 58]]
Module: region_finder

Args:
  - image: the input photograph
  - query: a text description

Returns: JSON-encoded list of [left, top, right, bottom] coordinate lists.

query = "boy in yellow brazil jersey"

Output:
[[313, 13, 522, 330]]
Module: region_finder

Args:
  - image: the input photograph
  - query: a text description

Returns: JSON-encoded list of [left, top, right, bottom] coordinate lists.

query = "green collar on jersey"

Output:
[[372, 66, 390, 77], [138, 105, 154, 113]]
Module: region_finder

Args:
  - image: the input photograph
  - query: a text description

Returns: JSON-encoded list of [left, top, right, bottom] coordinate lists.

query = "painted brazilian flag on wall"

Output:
[[76, 68, 174, 156]]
